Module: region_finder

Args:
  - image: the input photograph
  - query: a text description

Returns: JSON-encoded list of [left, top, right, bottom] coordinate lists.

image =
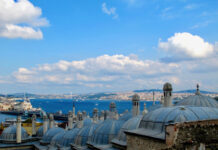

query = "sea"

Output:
[[0, 99, 159, 122]]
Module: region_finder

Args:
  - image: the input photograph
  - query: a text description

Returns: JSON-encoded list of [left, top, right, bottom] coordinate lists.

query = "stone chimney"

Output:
[[93, 108, 98, 123], [77, 112, 83, 128], [49, 114, 54, 129], [43, 115, 48, 135], [100, 110, 105, 121], [82, 111, 87, 119], [132, 94, 140, 117], [104, 110, 109, 120], [16, 116, 22, 143], [163, 82, 173, 107], [32, 114, 37, 136], [68, 111, 73, 130]]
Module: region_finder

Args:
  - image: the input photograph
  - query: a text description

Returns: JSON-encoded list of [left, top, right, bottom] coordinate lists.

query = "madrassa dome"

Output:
[[137, 106, 218, 139], [57, 128, 80, 147], [87, 119, 124, 149], [40, 127, 64, 144], [72, 123, 98, 148], [176, 84, 218, 108], [111, 115, 142, 147], [0, 125, 29, 141]]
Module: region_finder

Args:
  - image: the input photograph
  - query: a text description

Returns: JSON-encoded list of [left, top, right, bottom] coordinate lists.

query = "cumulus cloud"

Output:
[[0, 0, 48, 39], [159, 32, 214, 60], [102, 3, 118, 19], [13, 55, 180, 86]]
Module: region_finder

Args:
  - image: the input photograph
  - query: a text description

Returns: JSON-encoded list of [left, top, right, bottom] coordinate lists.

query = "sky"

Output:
[[0, 0, 218, 94]]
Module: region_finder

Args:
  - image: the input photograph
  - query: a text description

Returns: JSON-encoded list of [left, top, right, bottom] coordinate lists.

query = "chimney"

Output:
[[163, 82, 173, 107], [43, 115, 48, 135], [68, 111, 73, 130], [132, 94, 140, 117], [77, 112, 83, 128], [16, 116, 22, 143], [93, 108, 98, 123], [100, 110, 105, 121], [32, 114, 37, 136], [49, 114, 54, 129], [142, 103, 148, 115], [82, 111, 87, 119]]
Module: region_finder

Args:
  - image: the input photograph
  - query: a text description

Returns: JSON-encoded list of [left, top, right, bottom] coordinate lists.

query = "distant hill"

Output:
[[134, 89, 217, 94]]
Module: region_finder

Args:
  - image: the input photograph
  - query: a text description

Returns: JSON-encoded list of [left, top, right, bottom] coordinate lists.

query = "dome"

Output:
[[50, 131, 66, 146], [74, 123, 98, 146], [114, 115, 142, 143], [89, 119, 124, 145], [57, 128, 80, 147], [163, 82, 172, 91], [176, 94, 218, 108], [41, 127, 64, 144], [119, 112, 132, 121], [0, 125, 29, 141], [139, 106, 218, 139]]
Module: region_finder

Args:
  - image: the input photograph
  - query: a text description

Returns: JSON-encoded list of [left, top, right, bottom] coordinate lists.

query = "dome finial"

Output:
[[196, 83, 200, 95]]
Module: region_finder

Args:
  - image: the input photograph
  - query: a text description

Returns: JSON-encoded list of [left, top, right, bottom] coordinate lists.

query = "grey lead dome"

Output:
[[139, 106, 218, 139]]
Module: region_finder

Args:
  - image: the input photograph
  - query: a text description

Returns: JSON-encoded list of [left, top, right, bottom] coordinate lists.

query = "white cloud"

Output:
[[102, 3, 118, 19], [13, 55, 180, 85], [159, 32, 214, 59], [0, 0, 48, 39]]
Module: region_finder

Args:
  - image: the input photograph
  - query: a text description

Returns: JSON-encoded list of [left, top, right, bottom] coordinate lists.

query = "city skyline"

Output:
[[0, 0, 218, 94]]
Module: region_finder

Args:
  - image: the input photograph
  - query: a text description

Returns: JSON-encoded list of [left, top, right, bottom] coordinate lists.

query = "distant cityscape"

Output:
[[1, 89, 218, 101]]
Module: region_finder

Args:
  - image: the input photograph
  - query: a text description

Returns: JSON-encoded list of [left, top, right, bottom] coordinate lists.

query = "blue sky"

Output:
[[0, 0, 218, 94]]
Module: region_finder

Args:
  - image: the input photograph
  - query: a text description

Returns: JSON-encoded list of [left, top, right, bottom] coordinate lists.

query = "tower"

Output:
[[163, 82, 173, 107], [16, 116, 21, 143], [132, 94, 140, 116], [73, 102, 76, 118]]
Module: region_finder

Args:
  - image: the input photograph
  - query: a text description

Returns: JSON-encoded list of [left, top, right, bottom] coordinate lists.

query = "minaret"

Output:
[[142, 103, 148, 115], [49, 114, 54, 129], [195, 84, 200, 95], [77, 112, 83, 128], [152, 91, 155, 105], [93, 108, 98, 123], [68, 111, 73, 130], [163, 82, 173, 107], [16, 116, 22, 143], [73, 102, 76, 119], [32, 114, 37, 136], [132, 94, 140, 116], [43, 115, 48, 135]]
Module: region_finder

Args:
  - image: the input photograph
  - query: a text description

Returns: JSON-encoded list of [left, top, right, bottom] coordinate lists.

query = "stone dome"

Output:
[[176, 90, 218, 108], [119, 112, 132, 121], [57, 128, 80, 147], [139, 106, 218, 139], [0, 125, 29, 141], [113, 115, 142, 145], [74, 123, 98, 147], [41, 127, 64, 144], [89, 119, 124, 146], [50, 131, 66, 146], [163, 82, 172, 91]]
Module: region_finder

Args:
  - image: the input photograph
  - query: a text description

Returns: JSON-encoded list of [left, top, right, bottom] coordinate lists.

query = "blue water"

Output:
[[31, 99, 159, 116], [0, 99, 159, 121]]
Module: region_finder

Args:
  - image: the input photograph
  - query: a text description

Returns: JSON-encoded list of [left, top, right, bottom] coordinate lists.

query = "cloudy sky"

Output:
[[0, 0, 218, 94]]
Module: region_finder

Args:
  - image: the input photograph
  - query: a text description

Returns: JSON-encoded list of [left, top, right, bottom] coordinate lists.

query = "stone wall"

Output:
[[126, 134, 167, 150]]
